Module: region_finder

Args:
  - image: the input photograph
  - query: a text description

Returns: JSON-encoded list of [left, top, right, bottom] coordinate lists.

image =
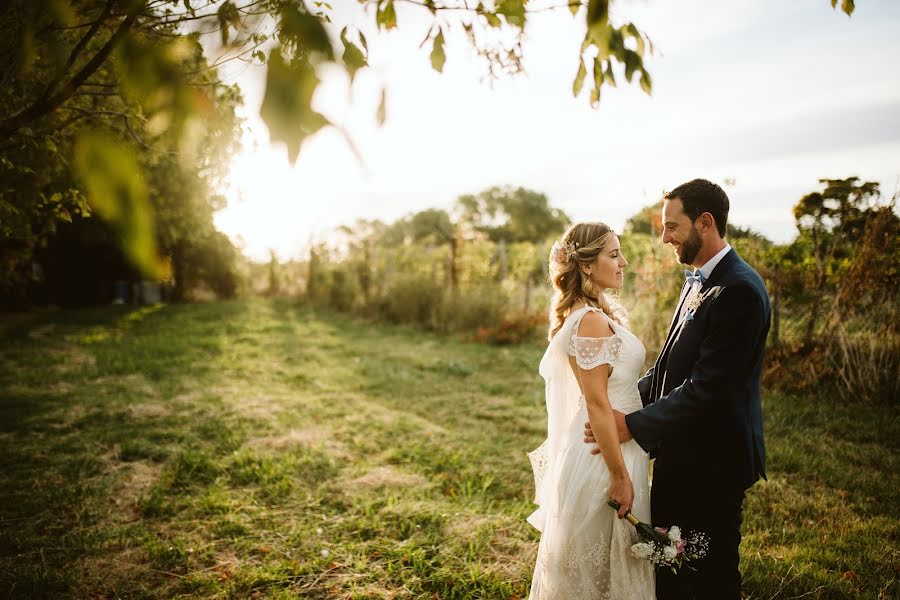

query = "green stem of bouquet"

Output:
[[607, 499, 671, 546]]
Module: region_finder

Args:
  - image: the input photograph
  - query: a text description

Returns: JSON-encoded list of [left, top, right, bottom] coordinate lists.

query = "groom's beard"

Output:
[[678, 226, 702, 265]]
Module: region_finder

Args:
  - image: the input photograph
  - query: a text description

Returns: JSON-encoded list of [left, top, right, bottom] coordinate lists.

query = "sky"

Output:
[[212, 0, 900, 261]]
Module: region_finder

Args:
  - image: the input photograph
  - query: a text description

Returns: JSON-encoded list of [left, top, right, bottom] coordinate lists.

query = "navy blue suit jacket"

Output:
[[625, 248, 770, 492]]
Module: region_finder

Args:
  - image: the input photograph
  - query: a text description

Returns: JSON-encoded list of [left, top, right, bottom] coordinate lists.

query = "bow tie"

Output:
[[684, 269, 705, 285]]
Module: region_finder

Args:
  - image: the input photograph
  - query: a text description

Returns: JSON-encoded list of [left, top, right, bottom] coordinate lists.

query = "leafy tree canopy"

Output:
[[0, 0, 856, 282]]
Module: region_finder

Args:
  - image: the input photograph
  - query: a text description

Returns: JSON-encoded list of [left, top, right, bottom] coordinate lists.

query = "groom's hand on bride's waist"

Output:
[[583, 412, 633, 455]]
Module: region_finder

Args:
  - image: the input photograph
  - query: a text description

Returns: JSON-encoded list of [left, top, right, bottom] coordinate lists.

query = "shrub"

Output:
[[376, 273, 445, 329], [438, 285, 509, 333], [472, 310, 546, 345]]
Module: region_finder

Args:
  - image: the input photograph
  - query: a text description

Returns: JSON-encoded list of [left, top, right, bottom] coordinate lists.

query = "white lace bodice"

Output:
[[565, 307, 646, 414]]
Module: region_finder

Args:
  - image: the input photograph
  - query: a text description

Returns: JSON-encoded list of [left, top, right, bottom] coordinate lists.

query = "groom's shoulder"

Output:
[[725, 249, 766, 287], [721, 250, 770, 307]]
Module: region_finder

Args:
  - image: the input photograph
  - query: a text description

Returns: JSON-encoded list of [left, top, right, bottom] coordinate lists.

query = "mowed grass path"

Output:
[[0, 299, 896, 599]]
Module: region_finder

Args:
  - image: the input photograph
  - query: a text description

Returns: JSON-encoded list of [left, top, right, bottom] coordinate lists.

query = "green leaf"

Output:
[[586, 0, 608, 27], [377, 0, 397, 30], [572, 58, 587, 97], [279, 5, 335, 61], [831, 0, 838, 8], [623, 48, 640, 82], [377, 87, 387, 126], [607, 28, 624, 61], [639, 67, 652, 94], [115, 35, 206, 138], [624, 23, 645, 56], [260, 48, 331, 164], [587, 18, 612, 59], [217, 1, 240, 46], [569, 1, 580, 17], [340, 27, 367, 81], [478, 2, 500, 27], [603, 60, 616, 87], [497, 0, 526, 27], [841, 0, 854, 15], [430, 30, 446, 73], [73, 132, 159, 277], [44, 0, 74, 26], [590, 57, 602, 108], [592, 56, 603, 90]]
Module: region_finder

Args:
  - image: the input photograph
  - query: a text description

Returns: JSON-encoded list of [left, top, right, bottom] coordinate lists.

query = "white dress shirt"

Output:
[[679, 243, 732, 321]]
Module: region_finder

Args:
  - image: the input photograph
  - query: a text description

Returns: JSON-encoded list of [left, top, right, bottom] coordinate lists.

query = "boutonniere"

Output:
[[685, 289, 709, 321]]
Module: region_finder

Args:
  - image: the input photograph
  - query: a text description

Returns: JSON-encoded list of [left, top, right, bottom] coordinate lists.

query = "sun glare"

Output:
[[215, 125, 366, 262]]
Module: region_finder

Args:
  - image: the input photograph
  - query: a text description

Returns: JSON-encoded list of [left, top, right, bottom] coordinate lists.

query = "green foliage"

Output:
[[0, 0, 859, 299], [624, 200, 662, 236], [266, 250, 281, 297], [277, 2, 335, 61], [832, 0, 856, 16], [457, 186, 570, 243], [431, 29, 447, 73], [376, 0, 399, 30], [297, 187, 566, 341], [115, 34, 207, 141], [340, 26, 369, 82], [73, 131, 158, 277], [0, 0, 244, 306], [260, 49, 330, 165]]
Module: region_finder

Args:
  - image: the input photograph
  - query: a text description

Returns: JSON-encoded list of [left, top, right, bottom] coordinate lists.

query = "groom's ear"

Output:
[[697, 212, 716, 234]]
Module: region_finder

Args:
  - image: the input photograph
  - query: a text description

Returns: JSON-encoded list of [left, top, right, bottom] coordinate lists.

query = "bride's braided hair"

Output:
[[548, 222, 627, 340]]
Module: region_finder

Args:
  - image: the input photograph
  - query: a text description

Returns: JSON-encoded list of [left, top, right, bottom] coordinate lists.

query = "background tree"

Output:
[[792, 177, 881, 345], [456, 186, 568, 305], [0, 0, 857, 306]]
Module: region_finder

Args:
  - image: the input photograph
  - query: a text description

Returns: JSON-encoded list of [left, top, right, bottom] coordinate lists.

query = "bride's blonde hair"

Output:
[[547, 222, 627, 340]]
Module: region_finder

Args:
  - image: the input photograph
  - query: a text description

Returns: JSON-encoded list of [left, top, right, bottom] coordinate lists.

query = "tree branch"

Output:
[[0, 6, 140, 138], [43, 1, 115, 102]]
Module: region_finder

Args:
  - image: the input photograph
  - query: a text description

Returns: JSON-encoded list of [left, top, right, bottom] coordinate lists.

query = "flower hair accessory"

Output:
[[551, 239, 578, 263]]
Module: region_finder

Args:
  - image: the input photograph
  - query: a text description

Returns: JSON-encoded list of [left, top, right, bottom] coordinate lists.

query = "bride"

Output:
[[527, 222, 655, 599]]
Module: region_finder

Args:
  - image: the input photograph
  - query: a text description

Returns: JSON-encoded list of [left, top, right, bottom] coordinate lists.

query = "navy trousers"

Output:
[[651, 463, 747, 600]]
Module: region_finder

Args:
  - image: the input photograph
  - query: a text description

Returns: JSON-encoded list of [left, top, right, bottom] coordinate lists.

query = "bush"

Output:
[[376, 273, 445, 329], [438, 285, 509, 333], [472, 311, 546, 344], [327, 266, 362, 313]]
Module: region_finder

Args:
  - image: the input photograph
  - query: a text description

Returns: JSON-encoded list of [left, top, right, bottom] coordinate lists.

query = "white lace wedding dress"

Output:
[[527, 306, 655, 599]]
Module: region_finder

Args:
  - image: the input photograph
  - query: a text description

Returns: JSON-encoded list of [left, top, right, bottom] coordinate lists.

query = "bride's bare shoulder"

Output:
[[574, 309, 614, 339]]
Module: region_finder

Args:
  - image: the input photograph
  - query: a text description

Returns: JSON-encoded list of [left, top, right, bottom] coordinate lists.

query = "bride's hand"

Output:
[[608, 475, 634, 519]]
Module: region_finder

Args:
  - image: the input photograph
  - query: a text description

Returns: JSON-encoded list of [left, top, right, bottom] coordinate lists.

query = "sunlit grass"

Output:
[[0, 299, 896, 598]]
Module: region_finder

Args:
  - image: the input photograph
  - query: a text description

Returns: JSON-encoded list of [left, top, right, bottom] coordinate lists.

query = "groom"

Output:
[[585, 179, 770, 599]]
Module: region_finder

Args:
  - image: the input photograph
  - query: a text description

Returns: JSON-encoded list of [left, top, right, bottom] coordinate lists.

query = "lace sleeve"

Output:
[[568, 334, 622, 370]]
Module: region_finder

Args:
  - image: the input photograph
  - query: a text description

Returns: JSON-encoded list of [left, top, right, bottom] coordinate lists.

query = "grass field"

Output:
[[0, 299, 897, 599]]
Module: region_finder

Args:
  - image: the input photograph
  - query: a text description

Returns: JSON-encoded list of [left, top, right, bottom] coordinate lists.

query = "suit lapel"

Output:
[[666, 281, 692, 340], [651, 248, 739, 401], [651, 280, 690, 400]]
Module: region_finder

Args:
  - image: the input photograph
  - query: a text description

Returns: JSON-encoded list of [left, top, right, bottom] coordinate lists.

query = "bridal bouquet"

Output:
[[607, 500, 709, 573]]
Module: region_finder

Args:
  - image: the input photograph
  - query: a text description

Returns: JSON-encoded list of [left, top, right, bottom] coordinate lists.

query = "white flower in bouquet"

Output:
[[608, 499, 708, 573], [631, 542, 654, 560], [667, 526, 681, 542]]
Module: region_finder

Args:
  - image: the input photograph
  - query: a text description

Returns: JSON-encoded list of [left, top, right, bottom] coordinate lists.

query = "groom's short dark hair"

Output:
[[666, 179, 729, 238]]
